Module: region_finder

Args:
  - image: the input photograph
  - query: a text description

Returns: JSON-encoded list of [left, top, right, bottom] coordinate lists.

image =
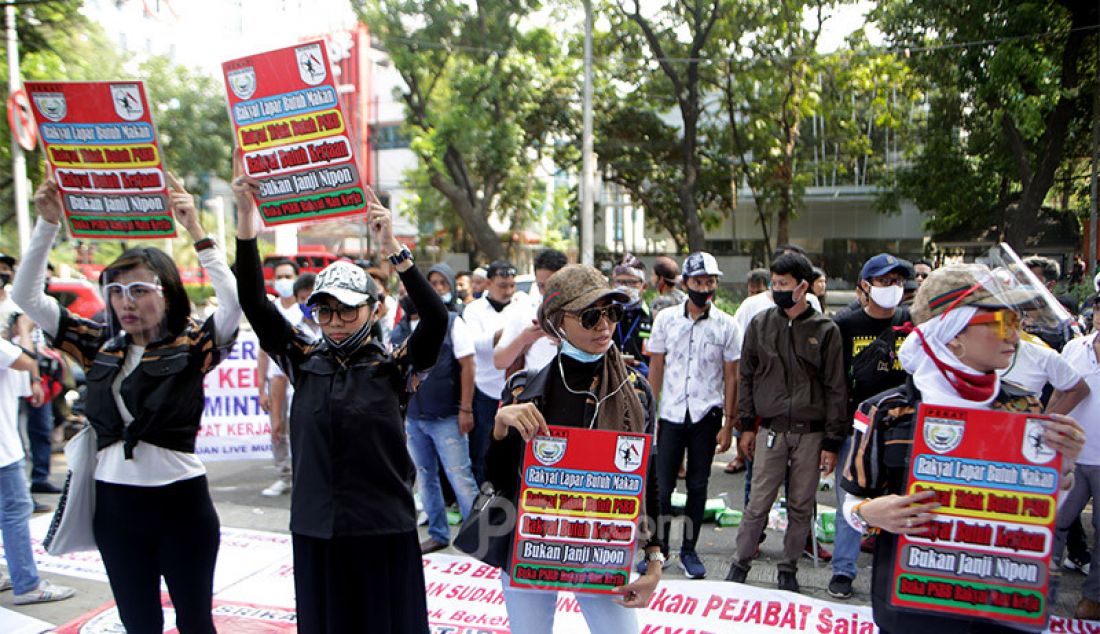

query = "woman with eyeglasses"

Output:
[[14, 175, 240, 633], [233, 170, 446, 634], [485, 264, 662, 633], [838, 263, 1084, 634]]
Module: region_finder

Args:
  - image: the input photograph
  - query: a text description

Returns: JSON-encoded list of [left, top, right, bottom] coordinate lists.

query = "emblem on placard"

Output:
[[227, 67, 257, 100], [924, 416, 965, 454], [1022, 418, 1057, 465], [532, 436, 567, 466], [614, 436, 644, 472], [32, 92, 67, 122], [296, 44, 327, 86], [110, 84, 144, 121]]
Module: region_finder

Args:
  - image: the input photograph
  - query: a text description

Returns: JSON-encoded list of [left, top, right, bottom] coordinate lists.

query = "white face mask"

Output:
[[273, 278, 295, 299], [868, 284, 904, 310]]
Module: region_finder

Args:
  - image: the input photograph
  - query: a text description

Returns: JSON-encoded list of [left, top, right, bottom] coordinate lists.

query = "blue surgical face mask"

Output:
[[560, 338, 604, 363], [441, 292, 453, 303]]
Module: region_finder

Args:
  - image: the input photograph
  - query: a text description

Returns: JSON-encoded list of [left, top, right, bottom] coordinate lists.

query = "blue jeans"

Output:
[[0, 459, 40, 593], [832, 436, 860, 579], [470, 389, 499, 486], [406, 414, 480, 544], [24, 402, 53, 486], [501, 572, 638, 634]]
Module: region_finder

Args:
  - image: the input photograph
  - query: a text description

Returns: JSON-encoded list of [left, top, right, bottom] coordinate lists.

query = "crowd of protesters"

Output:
[[3, 164, 1099, 633]]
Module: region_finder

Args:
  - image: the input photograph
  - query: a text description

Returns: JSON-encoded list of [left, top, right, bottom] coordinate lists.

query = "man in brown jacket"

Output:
[[725, 251, 846, 593]]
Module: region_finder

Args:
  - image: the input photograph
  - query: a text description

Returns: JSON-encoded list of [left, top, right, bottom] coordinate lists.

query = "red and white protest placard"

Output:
[[510, 426, 651, 595], [893, 405, 1061, 627], [222, 40, 367, 226], [24, 81, 174, 239]]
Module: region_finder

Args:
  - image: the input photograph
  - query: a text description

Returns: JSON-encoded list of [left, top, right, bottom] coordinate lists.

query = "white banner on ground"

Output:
[[0, 516, 289, 594], [197, 331, 273, 462], [0, 606, 52, 634], [41, 532, 1100, 634]]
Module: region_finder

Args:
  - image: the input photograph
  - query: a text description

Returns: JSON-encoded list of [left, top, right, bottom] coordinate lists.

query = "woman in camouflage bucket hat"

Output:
[[484, 264, 663, 633], [836, 262, 1085, 634]]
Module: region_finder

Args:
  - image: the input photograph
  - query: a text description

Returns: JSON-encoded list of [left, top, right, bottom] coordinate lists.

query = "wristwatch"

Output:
[[851, 500, 873, 534], [644, 551, 666, 565], [388, 244, 413, 266]]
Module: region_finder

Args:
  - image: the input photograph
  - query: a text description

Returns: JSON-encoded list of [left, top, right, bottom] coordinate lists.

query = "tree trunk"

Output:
[[428, 147, 505, 262], [680, 111, 706, 252]]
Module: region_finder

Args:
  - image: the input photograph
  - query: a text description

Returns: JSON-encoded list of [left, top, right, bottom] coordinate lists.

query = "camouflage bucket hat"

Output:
[[539, 264, 629, 327], [910, 262, 1041, 325]]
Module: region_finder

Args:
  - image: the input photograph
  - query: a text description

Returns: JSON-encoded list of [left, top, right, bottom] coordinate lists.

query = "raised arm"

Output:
[[168, 173, 240, 346], [13, 182, 64, 337]]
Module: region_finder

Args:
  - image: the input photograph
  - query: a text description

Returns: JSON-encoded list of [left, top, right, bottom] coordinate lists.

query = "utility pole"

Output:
[[1090, 42, 1099, 274], [580, 0, 594, 265], [6, 3, 30, 253]]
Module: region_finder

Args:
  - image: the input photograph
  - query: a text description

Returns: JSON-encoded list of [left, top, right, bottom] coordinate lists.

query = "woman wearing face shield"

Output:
[[15, 175, 241, 633], [485, 264, 661, 633], [233, 170, 447, 634], [838, 263, 1085, 634]]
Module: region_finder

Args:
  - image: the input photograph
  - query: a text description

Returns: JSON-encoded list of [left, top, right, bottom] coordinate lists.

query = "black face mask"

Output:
[[772, 290, 796, 310], [486, 296, 509, 312], [0, 273, 11, 286], [456, 289, 469, 301], [687, 289, 712, 308]]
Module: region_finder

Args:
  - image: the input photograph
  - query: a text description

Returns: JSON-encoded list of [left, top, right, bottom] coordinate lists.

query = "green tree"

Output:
[[355, 0, 575, 262], [140, 56, 233, 197], [876, 0, 1099, 246]]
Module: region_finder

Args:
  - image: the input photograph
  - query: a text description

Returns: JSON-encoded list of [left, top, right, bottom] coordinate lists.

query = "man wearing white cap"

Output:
[[647, 252, 740, 579]]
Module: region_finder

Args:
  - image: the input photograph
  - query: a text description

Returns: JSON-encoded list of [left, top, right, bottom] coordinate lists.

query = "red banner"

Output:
[[222, 40, 366, 227], [892, 405, 1062, 627], [510, 426, 651, 595], [24, 81, 174, 239]]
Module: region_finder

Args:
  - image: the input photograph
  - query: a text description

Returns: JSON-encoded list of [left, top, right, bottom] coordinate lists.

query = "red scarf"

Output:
[[912, 327, 997, 402]]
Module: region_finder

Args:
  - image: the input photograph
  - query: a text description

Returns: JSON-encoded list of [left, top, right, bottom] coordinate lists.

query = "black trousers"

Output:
[[292, 530, 429, 634], [93, 476, 219, 634], [656, 408, 723, 553]]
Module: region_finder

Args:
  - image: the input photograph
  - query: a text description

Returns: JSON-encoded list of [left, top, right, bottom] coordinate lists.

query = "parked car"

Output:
[[262, 246, 340, 293], [47, 278, 104, 320]]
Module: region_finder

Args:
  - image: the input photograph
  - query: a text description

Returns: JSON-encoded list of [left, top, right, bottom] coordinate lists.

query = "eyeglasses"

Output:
[[570, 304, 625, 330], [315, 303, 368, 325], [103, 281, 163, 303], [915, 272, 930, 280], [966, 309, 1022, 339]]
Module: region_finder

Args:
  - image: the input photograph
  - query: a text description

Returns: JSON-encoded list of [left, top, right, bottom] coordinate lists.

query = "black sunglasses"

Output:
[[315, 303, 368, 325], [570, 304, 625, 329]]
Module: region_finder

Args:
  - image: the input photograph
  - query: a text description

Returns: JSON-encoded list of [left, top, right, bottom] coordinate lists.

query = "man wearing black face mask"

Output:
[[727, 252, 846, 593], [648, 252, 739, 579]]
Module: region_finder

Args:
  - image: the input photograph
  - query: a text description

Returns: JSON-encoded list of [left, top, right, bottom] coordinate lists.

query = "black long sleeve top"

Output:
[[237, 238, 447, 537]]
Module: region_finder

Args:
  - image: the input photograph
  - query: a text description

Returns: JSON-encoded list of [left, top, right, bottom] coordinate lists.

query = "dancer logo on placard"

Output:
[[110, 84, 144, 121], [296, 44, 326, 85], [614, 436, 644, 472]]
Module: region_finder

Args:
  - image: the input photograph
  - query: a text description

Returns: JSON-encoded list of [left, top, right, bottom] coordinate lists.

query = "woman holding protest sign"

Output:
[[484, 264, 662, 633], [15, 174, 240, 633], [233, 165, 447, 633], [838, 263, 1084, 634]]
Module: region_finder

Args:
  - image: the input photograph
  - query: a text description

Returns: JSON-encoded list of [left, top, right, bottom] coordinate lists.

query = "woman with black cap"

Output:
[[839, 263, 1085, 633], [234, 172, 447, 634], [486, 264, 662, 633]]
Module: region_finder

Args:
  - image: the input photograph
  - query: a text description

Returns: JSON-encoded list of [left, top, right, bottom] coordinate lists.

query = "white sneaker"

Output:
[[13, 579, 76, 605], [0, 572, 11, 592], [261, 480, 291, 497]]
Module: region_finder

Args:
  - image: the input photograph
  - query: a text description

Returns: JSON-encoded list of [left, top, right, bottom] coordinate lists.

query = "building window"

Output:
[[372, 124, 409, 149]]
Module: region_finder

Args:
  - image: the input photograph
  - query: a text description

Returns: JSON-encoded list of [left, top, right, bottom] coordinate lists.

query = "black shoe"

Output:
[[777, 570, 799, 593], [725, 563, 748, 583], [31, 482, 61, 494], [827, 574, 853, 599]]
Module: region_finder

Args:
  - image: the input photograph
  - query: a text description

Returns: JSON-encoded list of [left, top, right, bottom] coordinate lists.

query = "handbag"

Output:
[[42, 425, 98, 555], [452, 482, 516, 569]]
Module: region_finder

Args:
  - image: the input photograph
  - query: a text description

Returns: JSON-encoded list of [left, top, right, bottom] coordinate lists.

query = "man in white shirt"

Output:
[[493, 249, 567, 376], [648, 252, 739, 579], [257, 259, 304, 497], [0, 336, 76, 604], [462, 260, 517, 484]]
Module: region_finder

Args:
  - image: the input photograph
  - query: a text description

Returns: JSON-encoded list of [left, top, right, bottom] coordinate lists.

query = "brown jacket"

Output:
[[738, 304, 847, 452]]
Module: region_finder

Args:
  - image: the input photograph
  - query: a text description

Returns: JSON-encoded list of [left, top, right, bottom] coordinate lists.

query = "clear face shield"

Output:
[[975, 243, 1077, 340]]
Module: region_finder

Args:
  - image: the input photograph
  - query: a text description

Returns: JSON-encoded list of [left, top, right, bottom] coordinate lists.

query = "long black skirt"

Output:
[[292, 530, 429, 634]]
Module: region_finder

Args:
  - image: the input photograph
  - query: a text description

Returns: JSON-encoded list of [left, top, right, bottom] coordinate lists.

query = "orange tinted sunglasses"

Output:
[[966, 309, 1021, 339]]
